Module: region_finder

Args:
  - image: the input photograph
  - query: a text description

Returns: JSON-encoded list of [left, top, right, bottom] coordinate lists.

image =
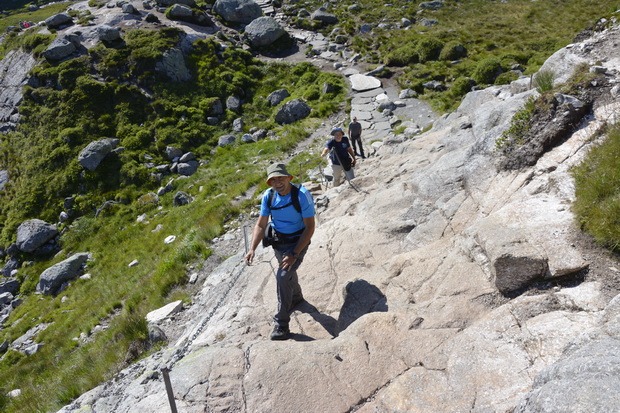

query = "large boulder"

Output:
[[173, 191, 193, 206], [0, 257, 20, 277], [218, 134, 236, 147], [0, 279, 20, 295], [213, 0, 262, 24], [226, 95, 241, 112], [78, 138, 119, 171], [274, 98, 311, 124], [42, 38, 76, 62], [36, 253, 89, 295], [267, 89, 290, 106], [245, 17, 287, 47], [16, 219, 58, 253], [166, 146, 183, 161], [167, 4, 193, 19], [310, 9, 338, 24], [45, 13, 72, 29], [177, 161, 199, 176], [98, 25, 121, 42], [155, 48, 191, 82]]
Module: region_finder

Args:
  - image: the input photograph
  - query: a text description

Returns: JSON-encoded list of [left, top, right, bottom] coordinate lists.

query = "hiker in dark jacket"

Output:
[[321, 127, 356, 187], [245, 163, 315, 340], [348, 116, 365, 158]]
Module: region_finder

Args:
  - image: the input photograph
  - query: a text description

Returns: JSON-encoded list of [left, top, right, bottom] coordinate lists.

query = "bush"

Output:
[[450, 77, 474, 97], [416, 37, 444, 63], [472, 57, 503, 85], [439, 41, 467, 61], [494, 71, 520, 85], [384, 42, 418, 66]]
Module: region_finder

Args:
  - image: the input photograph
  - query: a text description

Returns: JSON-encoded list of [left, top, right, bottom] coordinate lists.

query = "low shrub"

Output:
[[494, 71, 520, 85], [472, 57, 503, 85], [416, 37, 444, 63], [450, 76, 474, 97], [439, 41, 467, 61], [384, 42, 418, 66]]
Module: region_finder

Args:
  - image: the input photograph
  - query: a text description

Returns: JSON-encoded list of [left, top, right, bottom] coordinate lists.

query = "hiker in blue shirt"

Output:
[[321, 127, 356, 187], [245, 163, 315, 340]]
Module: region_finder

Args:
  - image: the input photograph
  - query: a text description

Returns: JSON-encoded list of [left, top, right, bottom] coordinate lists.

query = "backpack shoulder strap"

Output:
[[269, 185, 302, 214], [290, 184, 301, 214]]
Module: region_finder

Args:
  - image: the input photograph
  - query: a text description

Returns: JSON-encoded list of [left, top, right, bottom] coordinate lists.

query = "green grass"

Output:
[[0, 2, 76, 35], [573, 124, 620, 250], [292, 0, 620, 111]]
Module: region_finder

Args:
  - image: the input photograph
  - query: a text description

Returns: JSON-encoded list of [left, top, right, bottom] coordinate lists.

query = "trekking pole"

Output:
[[243, 225, 249, 258], [161, 367, 179, 413]]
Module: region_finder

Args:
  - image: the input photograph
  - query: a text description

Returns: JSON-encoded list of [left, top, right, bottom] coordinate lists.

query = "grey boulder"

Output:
[[226, 95, 241, 112], [179, 152, 195, 162], [0, 257, 20, 277], [98, 25, 121, 42], [42, 38, 76, 62], [420, 0, 444, 9], [0, 279, 20, 295], [173, 191, 193, 206], [78, 138, 119, 171], [177, 161, 199, 176], [16, 219, 58, 253], [267, 89, 290, 106], [213, 0, 262, 23], [168, 4, 193, 19], [36, 253, 89, 295], [166, 146, 183, 160], [218, 134, 236, 147], [311, 9, 338, 24], [245, 16, 286, 47], [274, 98, 311, 124], [45, 13, 73, 29]]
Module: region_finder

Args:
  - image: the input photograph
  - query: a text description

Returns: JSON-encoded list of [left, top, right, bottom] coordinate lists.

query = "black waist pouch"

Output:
[[263, 225, 304, 247]]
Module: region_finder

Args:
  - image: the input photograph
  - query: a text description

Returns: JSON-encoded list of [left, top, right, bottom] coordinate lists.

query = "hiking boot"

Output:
[[270, 326, 291, 341]]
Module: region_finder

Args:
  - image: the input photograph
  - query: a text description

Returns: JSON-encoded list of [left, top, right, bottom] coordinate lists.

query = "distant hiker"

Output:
[[244, 163, 316, 340], [348, 116, 365, 158], [321, 127, 356, 187]]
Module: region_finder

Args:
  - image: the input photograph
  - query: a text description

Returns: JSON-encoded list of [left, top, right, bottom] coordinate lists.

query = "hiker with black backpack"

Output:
[[321, 127, 356, 187], [244, 163, 316, 340]]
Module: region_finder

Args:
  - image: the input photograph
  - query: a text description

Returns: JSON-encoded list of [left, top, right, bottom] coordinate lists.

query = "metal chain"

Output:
[[167, 259, 248, 369]]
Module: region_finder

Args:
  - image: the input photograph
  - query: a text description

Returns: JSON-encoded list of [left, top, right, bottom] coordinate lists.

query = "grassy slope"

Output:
[[0, 2, 76, 34], [0, 26, 345, 412]]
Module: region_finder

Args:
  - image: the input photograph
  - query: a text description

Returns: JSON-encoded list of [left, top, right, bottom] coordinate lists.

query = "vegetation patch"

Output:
[[573, 124, 620, 251]]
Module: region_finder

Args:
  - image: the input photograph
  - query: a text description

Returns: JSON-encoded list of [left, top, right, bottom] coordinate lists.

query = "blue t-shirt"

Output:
[[260, 184, 315, 234], [326, 137, 351, 166]]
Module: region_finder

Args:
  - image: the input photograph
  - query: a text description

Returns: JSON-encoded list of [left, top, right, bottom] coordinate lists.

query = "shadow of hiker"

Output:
[[294, 279, 388, 339]]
